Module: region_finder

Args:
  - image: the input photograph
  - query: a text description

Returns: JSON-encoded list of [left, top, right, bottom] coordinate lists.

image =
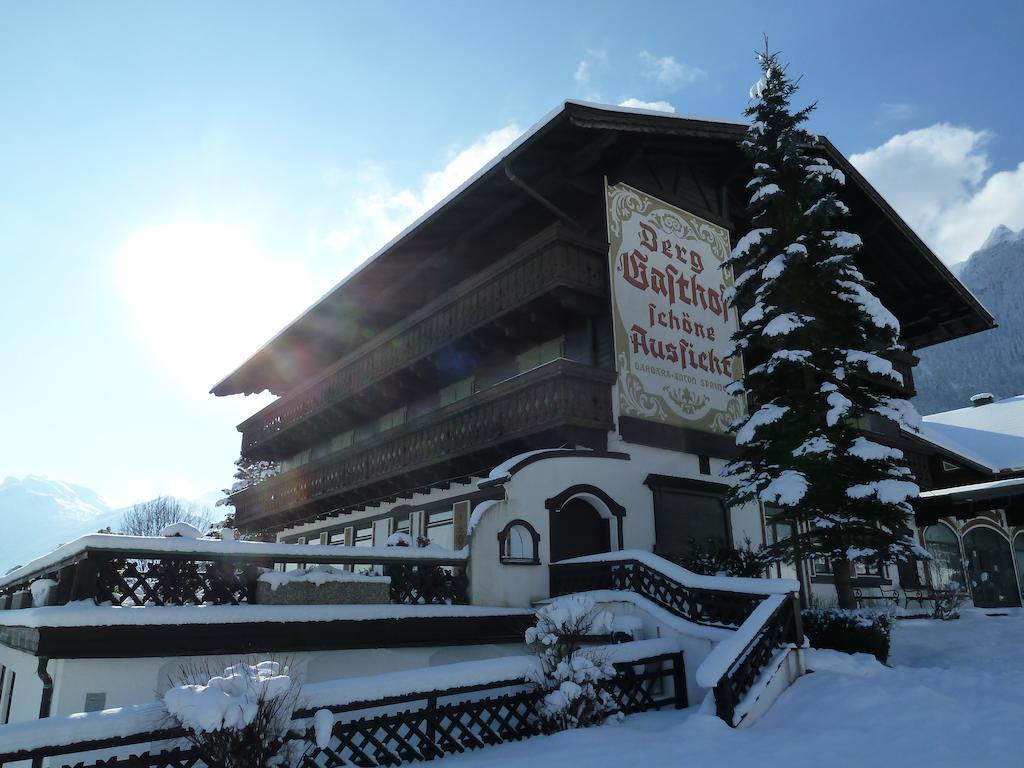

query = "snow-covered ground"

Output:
[[440, 608, 1024, 768]]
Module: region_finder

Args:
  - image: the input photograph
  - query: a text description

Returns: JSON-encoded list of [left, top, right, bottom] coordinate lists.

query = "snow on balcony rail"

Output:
[[553, 549, 799, 596], [0, 533, 468, 590]]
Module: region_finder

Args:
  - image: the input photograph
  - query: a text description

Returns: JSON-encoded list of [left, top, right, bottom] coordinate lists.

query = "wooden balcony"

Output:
[[231, 360, 617, 530], [238, 226, 608, 460]]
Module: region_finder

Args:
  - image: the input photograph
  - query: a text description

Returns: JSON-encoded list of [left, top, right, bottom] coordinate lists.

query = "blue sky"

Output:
[[1, 1, 1022, 507]]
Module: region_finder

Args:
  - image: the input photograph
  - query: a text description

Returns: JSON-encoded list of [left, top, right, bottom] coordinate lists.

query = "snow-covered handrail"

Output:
[[554, 549, 799, 596], [695, 594, 786, 687], [0, 533, 467, 591]]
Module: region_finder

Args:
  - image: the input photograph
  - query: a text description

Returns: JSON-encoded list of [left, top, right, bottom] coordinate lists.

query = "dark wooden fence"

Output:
[[550, 557, 802, 726], [0, 539, 469, 610], [0, 651, 684, 768]]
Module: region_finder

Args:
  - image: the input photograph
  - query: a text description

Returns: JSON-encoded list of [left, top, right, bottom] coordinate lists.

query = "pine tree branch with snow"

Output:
[[723, 48, 927, 608]]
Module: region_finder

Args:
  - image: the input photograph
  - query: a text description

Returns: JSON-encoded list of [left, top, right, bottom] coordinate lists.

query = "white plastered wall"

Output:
[[467, 442, 764, 608], [40, 641, 525, 720]]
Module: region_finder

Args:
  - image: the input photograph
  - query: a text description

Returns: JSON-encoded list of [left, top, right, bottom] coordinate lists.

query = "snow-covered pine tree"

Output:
[[722, 49, 925, 609]]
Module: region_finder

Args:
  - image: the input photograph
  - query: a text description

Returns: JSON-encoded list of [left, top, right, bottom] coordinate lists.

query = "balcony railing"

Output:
[[230, 359, 617, 528], [0, 534, 470, 609], [238, 227, 608, 458]]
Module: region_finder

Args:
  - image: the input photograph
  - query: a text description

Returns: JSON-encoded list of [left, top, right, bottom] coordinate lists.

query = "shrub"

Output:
[[525, 595, 619, 729], [164, 660, 300, 768], [801, 608, 894, 663]]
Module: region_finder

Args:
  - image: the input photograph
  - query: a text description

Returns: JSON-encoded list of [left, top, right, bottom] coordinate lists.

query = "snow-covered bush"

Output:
[[525, 596, 619, 729], [164, 660, 300, 768], [801, 609, 894, 662]]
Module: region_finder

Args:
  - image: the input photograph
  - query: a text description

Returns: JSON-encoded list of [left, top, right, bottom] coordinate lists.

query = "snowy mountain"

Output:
[[913, 225, 1024, 415], [0, 476, 219, 574], [0, 476, 123, 573]]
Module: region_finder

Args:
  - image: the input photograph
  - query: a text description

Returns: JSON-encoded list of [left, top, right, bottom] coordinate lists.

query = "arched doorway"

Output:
[[923, 523, 967, 592], [549, 498, 611, 563], [963, 526, 1021, 608]]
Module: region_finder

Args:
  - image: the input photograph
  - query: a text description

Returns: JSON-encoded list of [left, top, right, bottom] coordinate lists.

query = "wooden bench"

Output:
[[853, 585, 899, 608]]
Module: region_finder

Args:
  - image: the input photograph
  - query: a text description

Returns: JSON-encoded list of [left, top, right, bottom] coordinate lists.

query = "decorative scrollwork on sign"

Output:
[[618, 351, 669, 422], [606, 184, 646, 240], [664, 386, 711, 417]]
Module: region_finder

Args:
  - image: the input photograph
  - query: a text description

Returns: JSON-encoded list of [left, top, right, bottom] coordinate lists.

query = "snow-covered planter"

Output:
[[525, 596, 619, 730], [164, 660, 300, 768], [255, 565, 390, 605], [801, 609, 894, 662]]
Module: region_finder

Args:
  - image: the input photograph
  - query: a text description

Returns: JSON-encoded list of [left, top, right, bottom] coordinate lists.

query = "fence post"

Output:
[[425, 693, 437, 761], [789, 593, 804, 646], [672, 653, 687, 709]]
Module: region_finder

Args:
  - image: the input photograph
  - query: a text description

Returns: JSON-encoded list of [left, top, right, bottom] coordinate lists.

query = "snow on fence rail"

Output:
[[0, 639, 683, 767], [0, 534, 470, 610], [554, 550, 799, 596], [0, 533, 467, 590]]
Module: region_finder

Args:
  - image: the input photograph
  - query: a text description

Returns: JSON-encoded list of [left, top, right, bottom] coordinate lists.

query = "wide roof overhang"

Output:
[[211, 100, 995, 398]]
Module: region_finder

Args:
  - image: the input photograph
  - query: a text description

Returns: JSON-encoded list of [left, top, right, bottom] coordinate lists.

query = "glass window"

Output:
[[501, 524, 535, 562], [354, 526, 372, 547], [924, 524, 967, 591], [427, 510, 454, 550], [439, 376, 476, 408], [652, 487, 729, 559], [328, 530, 346, 545], [516, 337, 565, 373], [379, 407, 407, 432], [331, 430, 354, 452]]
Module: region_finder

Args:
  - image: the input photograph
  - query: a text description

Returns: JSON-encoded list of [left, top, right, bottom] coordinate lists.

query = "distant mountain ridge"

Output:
[[913, 225, 1024, 415], [0, 476, 217, 574]]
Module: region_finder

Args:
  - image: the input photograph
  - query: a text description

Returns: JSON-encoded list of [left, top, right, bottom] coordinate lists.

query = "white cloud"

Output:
[[320, 124, 523, 265], [851, 124, 1024, 264], [574, 50, 606, 87], [618, 98, 676, 113], [639, 51, 706, 87], [116, 220, 320, 396]]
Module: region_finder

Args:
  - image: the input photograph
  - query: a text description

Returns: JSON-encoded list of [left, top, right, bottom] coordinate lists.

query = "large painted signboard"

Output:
[[606, 182, 743, 435]]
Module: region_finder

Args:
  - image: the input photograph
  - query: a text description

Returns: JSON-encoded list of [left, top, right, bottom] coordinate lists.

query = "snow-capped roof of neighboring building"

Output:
[[918, 394, 1024, 474], [918, 476, 1024, 500]]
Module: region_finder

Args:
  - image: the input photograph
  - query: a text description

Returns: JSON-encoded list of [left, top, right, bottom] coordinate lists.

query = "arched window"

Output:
[[497, 520, 540, 565], [924, 523, 966, 591]]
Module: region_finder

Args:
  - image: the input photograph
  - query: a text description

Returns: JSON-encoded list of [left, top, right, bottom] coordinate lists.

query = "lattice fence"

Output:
[[0, 653, 684, 768]]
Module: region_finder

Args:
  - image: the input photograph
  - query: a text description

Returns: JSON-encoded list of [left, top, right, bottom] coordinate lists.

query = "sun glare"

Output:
[[116, 220, 318, 397]]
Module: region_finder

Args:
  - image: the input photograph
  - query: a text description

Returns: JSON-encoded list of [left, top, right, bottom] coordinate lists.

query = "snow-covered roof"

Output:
[[918, 394, 1024, 474], [918, 476, 1024, 501]]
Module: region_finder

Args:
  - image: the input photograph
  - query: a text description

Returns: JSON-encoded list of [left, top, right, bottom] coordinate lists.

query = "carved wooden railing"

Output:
[[0, 535, 469, 609], [550, 552, 802, 726], [238, 228, 608, 458], [0, 645, 684, 768], [549, 558, 764, 629], [230, 360, 616, 526]]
